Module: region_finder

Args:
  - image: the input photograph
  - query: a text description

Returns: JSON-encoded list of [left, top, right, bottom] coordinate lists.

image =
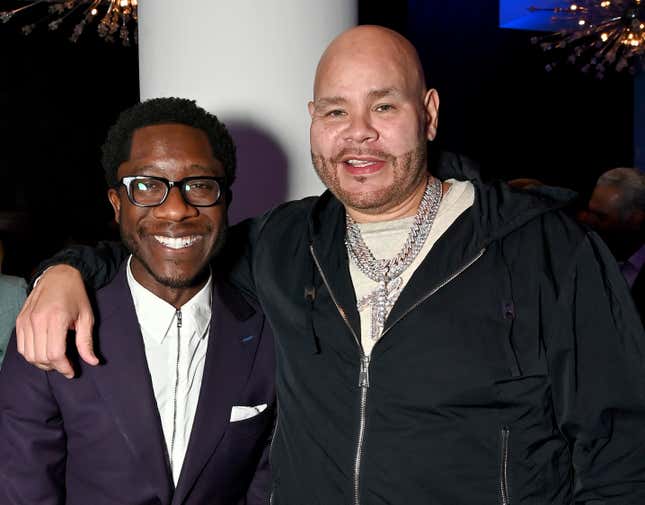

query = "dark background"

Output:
[[0, 0, 139, 277], [0, 0, 637, 278]]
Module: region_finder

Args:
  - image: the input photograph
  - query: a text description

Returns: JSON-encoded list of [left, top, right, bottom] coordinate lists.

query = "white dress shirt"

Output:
[[126, 256, 212, 485]]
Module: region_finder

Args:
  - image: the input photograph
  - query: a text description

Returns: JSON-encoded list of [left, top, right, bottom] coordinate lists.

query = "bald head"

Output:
[[596, 167, 645, 215], [314, 25, 427, 101], [308, 26, 440, 222]]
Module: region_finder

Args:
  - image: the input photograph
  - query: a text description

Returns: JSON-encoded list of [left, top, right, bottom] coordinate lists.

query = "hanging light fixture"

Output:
[[1, 0, 138, 46], [529, 0, 644, 77]]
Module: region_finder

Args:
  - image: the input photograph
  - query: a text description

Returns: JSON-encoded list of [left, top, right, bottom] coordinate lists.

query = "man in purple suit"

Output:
[[0, 98, 275, 505]]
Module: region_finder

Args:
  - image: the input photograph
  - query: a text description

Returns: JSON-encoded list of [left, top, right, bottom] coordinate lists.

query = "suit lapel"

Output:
[[173, 280, 263, 504], [87, 268, 173, 504]]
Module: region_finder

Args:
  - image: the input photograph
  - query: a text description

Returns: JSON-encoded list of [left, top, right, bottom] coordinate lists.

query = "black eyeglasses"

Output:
[[118, 175, 227, 207]]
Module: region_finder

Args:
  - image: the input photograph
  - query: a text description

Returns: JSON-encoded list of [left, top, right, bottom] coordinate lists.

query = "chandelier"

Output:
[[529, 0, 644, 77], [1, 0, 138, 46]]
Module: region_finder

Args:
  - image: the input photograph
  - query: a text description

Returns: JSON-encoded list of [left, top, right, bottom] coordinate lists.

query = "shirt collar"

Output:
[[126, 255, 213, 344]]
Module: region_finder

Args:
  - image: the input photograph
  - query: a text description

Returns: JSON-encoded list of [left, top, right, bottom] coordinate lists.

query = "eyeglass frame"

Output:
[[116, 175, 227, 208]]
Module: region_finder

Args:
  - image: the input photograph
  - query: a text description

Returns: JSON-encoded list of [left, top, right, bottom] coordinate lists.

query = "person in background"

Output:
[[0, 280, 26, 367], [0, 239, 27, 366], [0, 273, 26, 366], [578, 167, 645, 323]]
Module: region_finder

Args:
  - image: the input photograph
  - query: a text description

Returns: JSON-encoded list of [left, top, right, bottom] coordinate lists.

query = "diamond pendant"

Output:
[[371, 275, 404, 342]]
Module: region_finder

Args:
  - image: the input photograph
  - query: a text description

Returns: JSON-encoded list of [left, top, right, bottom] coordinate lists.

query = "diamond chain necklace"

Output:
[[345, 176, 443, 341]]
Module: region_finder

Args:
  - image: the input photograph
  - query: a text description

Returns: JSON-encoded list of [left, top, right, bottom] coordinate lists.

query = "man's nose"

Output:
[[344, 113, 378, 144], [153, 186, 199, 220]]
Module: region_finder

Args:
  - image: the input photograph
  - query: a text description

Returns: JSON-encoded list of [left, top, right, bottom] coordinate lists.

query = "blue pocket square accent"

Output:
[[241, 335, 255, 343]]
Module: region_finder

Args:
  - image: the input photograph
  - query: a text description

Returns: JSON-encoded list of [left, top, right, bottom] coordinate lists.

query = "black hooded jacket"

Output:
[[42, 167, 645, 505]]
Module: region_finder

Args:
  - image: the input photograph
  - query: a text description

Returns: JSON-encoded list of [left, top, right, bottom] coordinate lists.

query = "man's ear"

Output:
[[107, 188, 121, 224], [307, 101, 315, 118], [424, 89, 440, 141]]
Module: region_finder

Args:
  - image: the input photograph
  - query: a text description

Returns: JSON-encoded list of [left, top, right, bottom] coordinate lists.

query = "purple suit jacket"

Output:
[[0, 266, 275, 505]]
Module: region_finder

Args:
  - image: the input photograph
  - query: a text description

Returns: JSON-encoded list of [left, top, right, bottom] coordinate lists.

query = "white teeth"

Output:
[[153, 235, 201, 249], [346, 159, 376, 167]]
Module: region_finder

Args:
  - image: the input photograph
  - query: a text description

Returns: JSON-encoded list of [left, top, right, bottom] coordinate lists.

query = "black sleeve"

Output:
[[30, 241, 128, 291], [217, 212, 278, 304], [544, 231, 645, 504]]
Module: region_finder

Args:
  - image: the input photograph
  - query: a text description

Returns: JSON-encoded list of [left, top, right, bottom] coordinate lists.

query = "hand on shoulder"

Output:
[[16, 264, 98, 378]]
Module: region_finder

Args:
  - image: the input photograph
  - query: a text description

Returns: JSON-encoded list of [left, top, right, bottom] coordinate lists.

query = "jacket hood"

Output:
[[471, 180, 577, 245]]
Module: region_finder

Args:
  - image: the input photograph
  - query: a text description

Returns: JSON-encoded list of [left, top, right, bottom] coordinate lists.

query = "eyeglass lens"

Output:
[[128, 177, 220, 206]]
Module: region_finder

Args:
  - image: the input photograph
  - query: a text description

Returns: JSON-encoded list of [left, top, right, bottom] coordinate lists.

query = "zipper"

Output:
[[353, 354, 370, 505], [379, 248, 486, 340], [500, 426, 510, 505], [268, 401, 281, 505], [309, 245, 361, 348], [309, 245, 486, 505], [310, 245, 368, 505], [169, 308, 182, 477]]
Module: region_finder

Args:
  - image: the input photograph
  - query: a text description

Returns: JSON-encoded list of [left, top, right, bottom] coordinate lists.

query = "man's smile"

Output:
[[152, 234, 203, 250], [342, 157, 385, 176]]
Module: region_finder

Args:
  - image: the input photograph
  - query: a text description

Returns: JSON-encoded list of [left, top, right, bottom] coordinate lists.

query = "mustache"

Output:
[[331, 148, 395, 164]]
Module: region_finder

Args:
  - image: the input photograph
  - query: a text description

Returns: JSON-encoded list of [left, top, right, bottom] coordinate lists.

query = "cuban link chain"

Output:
[[345, 177, 442, 342]]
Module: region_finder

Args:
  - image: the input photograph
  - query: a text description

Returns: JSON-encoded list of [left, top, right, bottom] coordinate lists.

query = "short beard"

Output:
[[121, 221, 227, 289], [143, 262, 210, 289], [311, 143, 428, 214]]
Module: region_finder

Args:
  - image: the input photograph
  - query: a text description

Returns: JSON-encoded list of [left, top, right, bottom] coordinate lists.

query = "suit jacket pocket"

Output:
[[226, 405, 274, 440]]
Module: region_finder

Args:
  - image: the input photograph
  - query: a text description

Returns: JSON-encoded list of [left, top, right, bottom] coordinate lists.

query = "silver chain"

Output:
[[345, 177, 443, 341]]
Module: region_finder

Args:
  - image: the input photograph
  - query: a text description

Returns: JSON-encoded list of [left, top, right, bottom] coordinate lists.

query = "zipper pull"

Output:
[[502, 301, 515, 320], [358, 355, 370, 388], [176, 309, 183, 328]]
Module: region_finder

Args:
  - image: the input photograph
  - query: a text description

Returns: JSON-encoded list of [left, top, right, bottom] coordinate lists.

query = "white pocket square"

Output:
[[230, 404, 268, 422]]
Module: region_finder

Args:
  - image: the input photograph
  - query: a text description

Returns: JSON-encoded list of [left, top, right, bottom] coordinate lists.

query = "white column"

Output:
[[138, 0, 357, 222]]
